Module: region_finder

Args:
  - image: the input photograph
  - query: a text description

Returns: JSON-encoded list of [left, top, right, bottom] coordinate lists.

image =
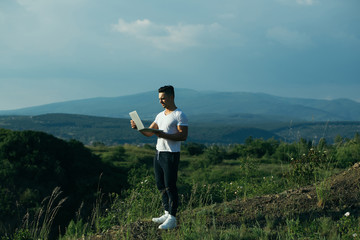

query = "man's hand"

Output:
[[130, 120, 137, 129], [154, 131, 164, 138]]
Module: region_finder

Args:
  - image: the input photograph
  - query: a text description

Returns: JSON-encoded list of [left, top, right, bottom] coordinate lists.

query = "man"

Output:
[[130, 85, 188, 230]]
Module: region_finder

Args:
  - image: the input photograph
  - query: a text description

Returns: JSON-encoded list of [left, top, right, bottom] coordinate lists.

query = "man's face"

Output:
[[159, 92, 172, 109]]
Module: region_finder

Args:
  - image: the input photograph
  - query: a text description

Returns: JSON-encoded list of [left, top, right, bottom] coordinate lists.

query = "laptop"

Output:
[[129, 111, 163, 133]]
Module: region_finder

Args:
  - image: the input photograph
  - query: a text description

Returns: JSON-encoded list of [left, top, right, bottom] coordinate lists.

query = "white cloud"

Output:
[[266, 26, 312, 48], [112, 18, 229, 51]]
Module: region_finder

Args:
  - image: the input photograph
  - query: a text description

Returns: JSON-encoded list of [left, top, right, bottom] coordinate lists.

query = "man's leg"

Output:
[[153, 152, 169, 212], [156, 152, 180, 230], [160, 152, 180, 217]]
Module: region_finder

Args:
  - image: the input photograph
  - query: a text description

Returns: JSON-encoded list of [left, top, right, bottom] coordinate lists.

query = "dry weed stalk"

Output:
[[22, 186, 67, 240]]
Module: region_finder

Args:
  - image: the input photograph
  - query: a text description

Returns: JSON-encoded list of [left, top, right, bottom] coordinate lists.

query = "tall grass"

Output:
[[3, 187, 67, 240]]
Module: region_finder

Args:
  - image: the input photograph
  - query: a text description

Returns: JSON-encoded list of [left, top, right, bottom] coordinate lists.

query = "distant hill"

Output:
[[0, 114, 280, 145], [1, 114, 359, 145], [1, 89, 360, 122]]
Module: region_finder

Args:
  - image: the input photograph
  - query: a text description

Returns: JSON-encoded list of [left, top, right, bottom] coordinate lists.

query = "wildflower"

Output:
[[353, 233, 357, 238], [263, 177, 266, 180], [234, 191, 237, 195], [345, 212, 350, 217], [230, 182, 233, 185]]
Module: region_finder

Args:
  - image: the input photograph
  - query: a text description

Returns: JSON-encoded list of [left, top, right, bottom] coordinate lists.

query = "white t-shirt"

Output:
[[154, 108, 188, 152]]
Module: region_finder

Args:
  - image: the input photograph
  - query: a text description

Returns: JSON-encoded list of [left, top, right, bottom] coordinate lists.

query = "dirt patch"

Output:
[[212, 162, 360, 227]]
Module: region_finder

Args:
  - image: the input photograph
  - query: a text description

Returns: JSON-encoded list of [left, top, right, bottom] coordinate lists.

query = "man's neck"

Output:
[[165, 105, 177, 115]]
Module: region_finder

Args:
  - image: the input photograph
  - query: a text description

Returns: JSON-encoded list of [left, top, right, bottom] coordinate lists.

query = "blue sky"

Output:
[[1, 0, 359, 110]]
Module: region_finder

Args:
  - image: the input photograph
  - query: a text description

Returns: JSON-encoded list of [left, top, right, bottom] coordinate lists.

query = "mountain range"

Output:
[[1, 89, 360, 123]]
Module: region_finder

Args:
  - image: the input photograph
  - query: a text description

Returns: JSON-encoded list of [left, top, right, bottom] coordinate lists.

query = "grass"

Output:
[[5, 140, 360, 239], [2, 187, 67, 240], [315, 178, 332, 208], [58, 171, 359, 239]]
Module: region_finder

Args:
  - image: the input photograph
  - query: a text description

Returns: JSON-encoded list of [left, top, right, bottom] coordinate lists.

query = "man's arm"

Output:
[[155, 125, 188, 141]]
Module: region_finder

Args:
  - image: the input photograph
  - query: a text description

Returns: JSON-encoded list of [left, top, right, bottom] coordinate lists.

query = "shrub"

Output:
[[286, 148, 331, 186], [183, 142, 205, 156], [203, 145, 226, 165], [335, 140, 360, 168]]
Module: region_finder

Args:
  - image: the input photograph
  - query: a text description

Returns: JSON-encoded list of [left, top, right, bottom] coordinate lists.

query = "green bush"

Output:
[[203, 145, 226, 165], [183, 142, 205, 156], [285, 148, 331, 186], [335, 140, 360, 168]]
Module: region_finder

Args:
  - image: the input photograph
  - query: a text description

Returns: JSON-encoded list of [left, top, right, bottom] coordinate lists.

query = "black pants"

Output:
[[154, 151, 180, 217]]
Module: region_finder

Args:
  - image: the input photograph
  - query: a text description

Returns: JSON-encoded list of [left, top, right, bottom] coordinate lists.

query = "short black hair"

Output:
[[158, 85, 175, 97]]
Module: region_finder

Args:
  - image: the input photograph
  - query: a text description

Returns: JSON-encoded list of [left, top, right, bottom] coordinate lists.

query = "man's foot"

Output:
[[152, 211, 169, 224], [158, 215, 176, 230]]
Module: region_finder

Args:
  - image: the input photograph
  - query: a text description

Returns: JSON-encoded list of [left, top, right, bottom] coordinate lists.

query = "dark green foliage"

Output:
[[285, 148, 329, 186], [273, 142, 298, 162], [203, 145, 226, 165], [335, 133, 360, 168], [243, 136, 280, 158], [0, 129, 127, 236], [228, 137, 280, 160], [183, 142, 205, 156]]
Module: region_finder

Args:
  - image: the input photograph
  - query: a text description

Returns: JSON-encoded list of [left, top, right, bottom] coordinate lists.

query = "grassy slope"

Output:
[[84, 144, 360, 239], [91, 162, 360, 239]]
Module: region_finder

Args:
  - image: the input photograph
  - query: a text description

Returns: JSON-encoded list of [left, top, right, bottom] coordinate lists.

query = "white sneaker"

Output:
[[158, 215, 176, 230], [152, 211, 169, 224]]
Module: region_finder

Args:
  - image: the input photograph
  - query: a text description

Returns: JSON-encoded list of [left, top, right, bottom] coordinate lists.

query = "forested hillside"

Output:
[[1, 114, 360, 145], [0, 114, 280, 145]]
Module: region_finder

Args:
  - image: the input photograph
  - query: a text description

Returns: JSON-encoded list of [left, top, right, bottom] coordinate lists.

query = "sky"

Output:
[[0, 0, 359, 110]]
